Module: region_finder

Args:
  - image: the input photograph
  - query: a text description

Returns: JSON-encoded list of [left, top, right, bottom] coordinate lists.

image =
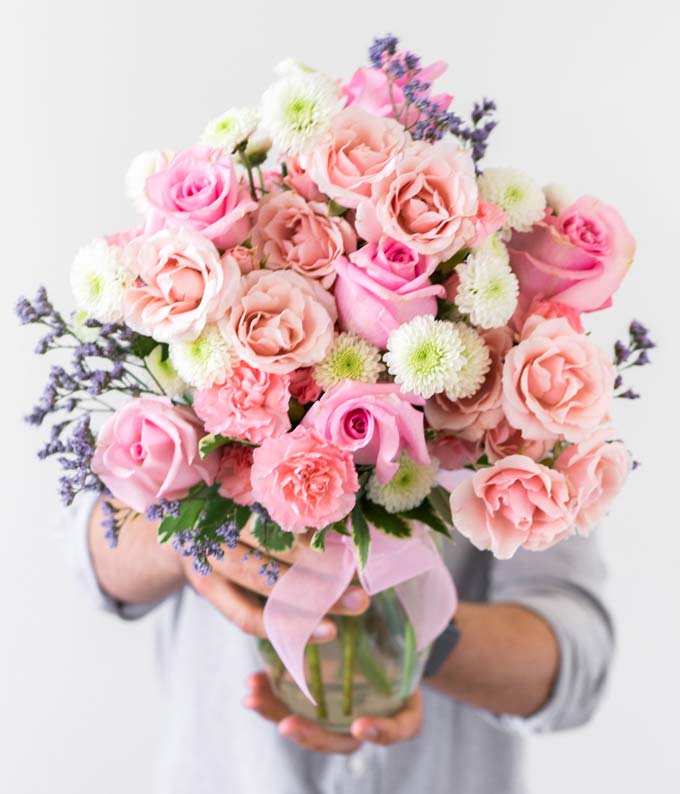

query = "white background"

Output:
[[1, 1, 679, 791]]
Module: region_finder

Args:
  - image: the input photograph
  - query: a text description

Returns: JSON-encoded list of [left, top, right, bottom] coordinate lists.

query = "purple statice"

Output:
[[368, 34, 398, 68], [613, 319, 655, 398], [172, 520, 241, 575], [56, 416, 105, 506], [259, 559, 281, 587], [100, 499, 134, 548]]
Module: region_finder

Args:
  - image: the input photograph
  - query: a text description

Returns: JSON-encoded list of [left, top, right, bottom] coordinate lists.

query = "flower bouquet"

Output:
[[18, 35, 653, 731]]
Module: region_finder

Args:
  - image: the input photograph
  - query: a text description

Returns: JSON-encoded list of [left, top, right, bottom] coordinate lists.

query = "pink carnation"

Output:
[[450, 455, 575, 559], [288, 367, 322, 405], [217, 446, 256, 506], [251, 426, 359, 533], [193, 361, 291, 444]]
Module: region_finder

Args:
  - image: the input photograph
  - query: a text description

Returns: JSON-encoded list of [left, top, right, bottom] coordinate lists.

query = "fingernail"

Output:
[[341, 588, 366, 612], [312, 622, 334, 640], [362, 725, 379, 740]]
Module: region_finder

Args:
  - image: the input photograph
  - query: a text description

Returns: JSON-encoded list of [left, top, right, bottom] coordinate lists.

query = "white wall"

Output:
[[1, 1, 679, 791]]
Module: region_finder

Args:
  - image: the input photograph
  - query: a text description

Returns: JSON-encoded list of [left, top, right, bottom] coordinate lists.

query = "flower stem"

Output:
[[399, 621, 417, 699], [238, 149, 257, 201], [306, 644, 327, 721], [342, 617, 358, 717]]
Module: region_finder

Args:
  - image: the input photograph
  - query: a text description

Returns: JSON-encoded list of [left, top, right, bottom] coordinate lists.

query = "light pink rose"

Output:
[[144, 146, 257, 249], [282, 155, 325, 202], [302, 381, 430, 483], [334, 237, 444, 347], [91, 397, 218, 513], [514, 297, 584, 334], [484, 418, 552, 463], [222, 269, 337, 374], [356, 141, 479, 261], [288, 367, 322, 404], [106, 225, 144, 248], [554, 430, 631, 535], [502, 316, 616, 443], [427, 435, 482, 470], [217, 446, 256, 506], [469, 201, 507, 248], [193, 361, 291, 444], [425, 327, 512, 441], [251, 426, 359, 533], [450, 455, 575, 559], [228, 245, 259, 275], [123, 228, 241, 344], [508, 196, 635, 314], [304, 107, 408, 209], [252, 191, 356, 288]]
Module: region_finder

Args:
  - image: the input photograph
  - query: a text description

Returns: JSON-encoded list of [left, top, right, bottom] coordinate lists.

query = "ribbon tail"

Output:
[[263, 541, 355, 703], [395, 560, 458, 652]]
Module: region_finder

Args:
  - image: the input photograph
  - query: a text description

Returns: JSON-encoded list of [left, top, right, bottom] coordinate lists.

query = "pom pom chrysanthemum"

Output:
[[445, 323, 491, 400], [367, 452, 439, 513], [454, 244, 519, 329], [169, 324, 234, 389], [314, 332, 384, 391], [477, 167, 546, 232], [70, 239, 130, 323], [200, 107, 260, 152]]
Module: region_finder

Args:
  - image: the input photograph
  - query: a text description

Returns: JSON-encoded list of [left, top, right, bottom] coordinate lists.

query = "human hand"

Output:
[[243, 671, 423, 753]]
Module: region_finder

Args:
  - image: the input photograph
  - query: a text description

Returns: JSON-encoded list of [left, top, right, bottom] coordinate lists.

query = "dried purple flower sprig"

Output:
[[613, 320, 655, 400]]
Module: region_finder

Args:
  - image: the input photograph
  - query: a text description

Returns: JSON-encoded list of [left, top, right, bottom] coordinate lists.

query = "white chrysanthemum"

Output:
[[454, 248, 519, 329], [384, 316, 465, 399], [444, 323, 491, 400], [367, 453, 439, 514], [200, 107, 259, 152], [543, 182, 575, 215], [145, 345, 188, 399], [70, 239, 129, 323], [72, 310, 101, 342], [125, 149, 173, 213], [260, 70, 342, 153], [314, 332, 384, 391], [478, 167, 546, 232], [169, 324, 234, 389]]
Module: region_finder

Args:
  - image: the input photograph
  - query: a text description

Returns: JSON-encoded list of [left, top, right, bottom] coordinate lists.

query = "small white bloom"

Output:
[[444, 323, 491, 400], [367, 452, 439, 514], [145, 345, 188, 399], [543, 182, 575, 214], [314, 332, 384, 391], [125, 149, 173, 213], [274, 58, 316, 77], [478, 167, 546, 232], [260, 70, 342, 153], [384, 316, 465, 399], [70, 239, 130, 323], [454, 247, 519, 329], [200, 107, 259, 152], [169, 324, 234, 389]]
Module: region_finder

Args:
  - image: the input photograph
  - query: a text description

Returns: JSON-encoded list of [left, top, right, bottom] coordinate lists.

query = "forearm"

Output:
[[88, 496, 184, 605], [426, 601, 559, 717]]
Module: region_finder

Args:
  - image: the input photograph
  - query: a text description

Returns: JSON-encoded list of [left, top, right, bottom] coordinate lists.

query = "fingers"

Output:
[[208, 540, 290, 599], [350, 689, 423, 745], [188, 569, 268, 637], [243, 672, 289, 722]]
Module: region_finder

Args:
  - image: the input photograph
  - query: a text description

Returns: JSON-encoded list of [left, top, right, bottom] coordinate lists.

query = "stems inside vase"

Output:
[[306, 644, 327, 721], [342, 616, 358, 716]]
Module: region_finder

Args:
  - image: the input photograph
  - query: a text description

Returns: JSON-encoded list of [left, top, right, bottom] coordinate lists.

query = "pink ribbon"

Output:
[[263, 524, 458, 703]]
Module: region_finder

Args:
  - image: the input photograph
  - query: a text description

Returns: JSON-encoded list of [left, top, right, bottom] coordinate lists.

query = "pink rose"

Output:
[[105, 225, 144, 248], [123, 228, 241, 343], [356, 141, 479, 261], [334, 237, 444, 347], [144, 146, 257, 249], [508, 196, 635, 314], [554, 431, 631, 536], [288, 367, 322, 404], [91, 397, 218, 512], [228, 245, 259, 275], [193, 361, 291, 444], [425, 327, 512, 441], [502, 316, 616, 443], [251, 426, 359, 533], [483, 418, 552, 463], [304, 107, 408, 209], [252, 191, 356, 288], [282, 155, 325, 202], [469, 201, 507, 248], [427, 435, 482, 470], [450, 455, 575, 559], [217, 446, 256, 506], [514, 297, 584, 334], [302, 380, 430, 483], [222, 269, 337, 374]]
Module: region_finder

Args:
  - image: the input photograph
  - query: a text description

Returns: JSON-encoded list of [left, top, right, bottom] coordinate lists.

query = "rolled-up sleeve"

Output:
[[486, 534, 614, 733], [61, 491, 163, 621]]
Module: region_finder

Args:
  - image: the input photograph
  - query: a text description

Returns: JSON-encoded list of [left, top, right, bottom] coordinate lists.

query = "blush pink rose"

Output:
[[554, 430, 631, 536], [450, 455, 575, 559], [91, 397, 219, 512], [217, 446, 256, 506], [302, 381, 430, 483], [251, 426, 359, 533], [252, 191, 356, 288], [514, 297, 584, 334], [144, 146, 257, 249], [193, 361, 291, 444], [304, 107, 408, 209], [483, 418, 552, 463], [222, 269, 337, 374], [425, 327, 512, 441], [282, 155, 326, 202], [228, 245, 259, 275], [288, 367, 322, 404], [123, 228, 241, 343], [334, 237, 444, 347], [356, 141, 479, 261], [106, 225, 144, 248], [503, 316, 615, 442], [508, 196, 635, 314], [469, 201, 507, 248], [427, 434, 482, 470]]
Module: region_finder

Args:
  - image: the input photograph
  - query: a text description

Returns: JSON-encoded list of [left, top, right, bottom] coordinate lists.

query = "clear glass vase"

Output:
[[257, 587, 429, 732]]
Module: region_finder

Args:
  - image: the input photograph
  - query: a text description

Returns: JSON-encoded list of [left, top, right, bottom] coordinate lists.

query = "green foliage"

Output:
[[198, 434, 256, 458], [361, 498, 411, 538], [427, 485, 454, 528], [252, 516, 295, 553], [403, 499, 451, 538], [350, 504, 371, 570], [129, 333, 157, 359], [327, 199, 349, 217]]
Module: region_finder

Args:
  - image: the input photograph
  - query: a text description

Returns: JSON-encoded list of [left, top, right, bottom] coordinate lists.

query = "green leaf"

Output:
[[310, 527, 329, 552], [361, 498, 412, 538], [234, 504, 252, 530], [327, 199, 348, 217], [199, 496, 234, 533], [252, 518, 295, 553], [350, 504, 371, 570], [130, 333, 157, 359], [160, 343, 170, 362], [199, 434, 230, 458], [402, 500, 451, 538], [157, 497, 204, 543], [428, 485, 453, 527]]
